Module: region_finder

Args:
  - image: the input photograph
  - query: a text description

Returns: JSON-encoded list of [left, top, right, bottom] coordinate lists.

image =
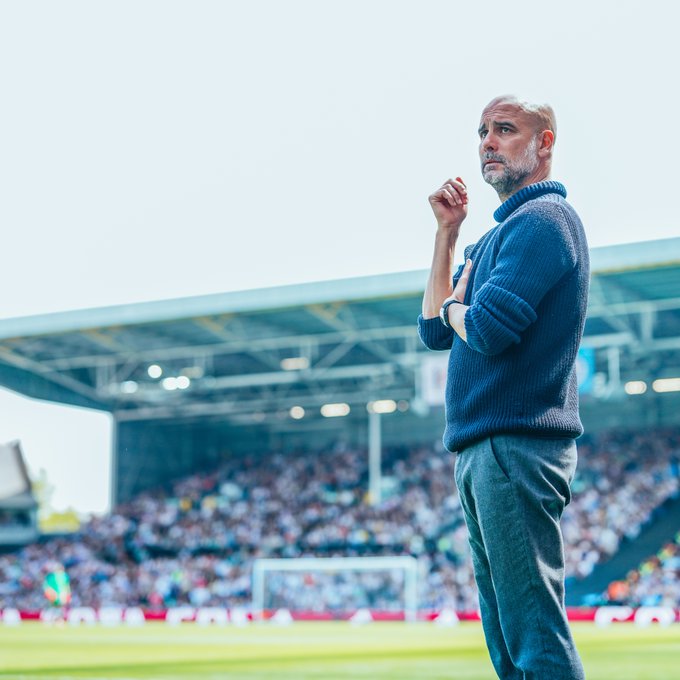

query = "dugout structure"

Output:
[[0, 238, 679, 506]]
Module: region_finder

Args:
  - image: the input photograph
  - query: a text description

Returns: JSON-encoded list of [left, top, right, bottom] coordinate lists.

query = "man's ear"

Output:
[[538, 130, 555, 157]]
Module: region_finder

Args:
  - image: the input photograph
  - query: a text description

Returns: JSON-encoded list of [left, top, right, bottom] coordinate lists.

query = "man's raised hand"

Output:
[[428, 177, 468, 231]]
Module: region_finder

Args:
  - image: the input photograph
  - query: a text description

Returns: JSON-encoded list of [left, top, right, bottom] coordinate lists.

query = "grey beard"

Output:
[[484, 165, 533, 197], [483, 137, 539, 197]]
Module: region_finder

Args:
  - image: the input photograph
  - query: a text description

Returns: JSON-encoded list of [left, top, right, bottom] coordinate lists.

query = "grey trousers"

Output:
[[454, 434, 585, 680]]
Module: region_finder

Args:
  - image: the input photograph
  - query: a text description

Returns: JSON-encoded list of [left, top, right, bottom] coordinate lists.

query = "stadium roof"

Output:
[[0, 237, 678, 425]]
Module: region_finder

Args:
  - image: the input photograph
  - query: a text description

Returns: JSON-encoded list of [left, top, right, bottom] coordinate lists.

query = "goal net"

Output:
[[252, 556, 419, 621]]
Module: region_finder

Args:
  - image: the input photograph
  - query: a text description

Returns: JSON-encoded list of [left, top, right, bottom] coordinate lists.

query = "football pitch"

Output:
[[0, 622, 679, 679]]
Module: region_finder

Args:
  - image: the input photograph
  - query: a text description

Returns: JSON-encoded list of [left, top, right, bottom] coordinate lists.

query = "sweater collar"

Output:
[[493, 180, 567, 223]]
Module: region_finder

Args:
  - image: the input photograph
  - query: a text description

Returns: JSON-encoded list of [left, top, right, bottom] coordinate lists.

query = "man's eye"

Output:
[[500, 126, 511, 133], [479, 130, 487, 138]]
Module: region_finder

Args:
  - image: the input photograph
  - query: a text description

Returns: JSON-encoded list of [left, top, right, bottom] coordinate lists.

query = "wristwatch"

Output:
[[439, 299, 463, 329]]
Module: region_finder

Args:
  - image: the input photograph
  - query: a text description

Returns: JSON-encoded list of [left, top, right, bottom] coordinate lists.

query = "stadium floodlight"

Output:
[[120, 380, 138, 394], [176, 376, 191, 390], [367, 399, 397, 414], [162, 377, 178, 391], [147, 364, 163, 379], [289, 406, 305, 419], [624, 380, 647, 395], [281, 357, 310, 371], [320, 403, 351, 417], [652, 377, 680, 393], [180, 366, 204, 379], [252, 556, 419, 622]]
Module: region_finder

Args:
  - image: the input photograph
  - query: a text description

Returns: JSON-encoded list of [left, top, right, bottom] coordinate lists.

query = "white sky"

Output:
[[0, 0, 678, 513], [0, 389, 111, 514]]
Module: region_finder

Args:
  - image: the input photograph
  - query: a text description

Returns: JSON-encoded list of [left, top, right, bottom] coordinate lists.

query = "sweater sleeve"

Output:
[[417, 314, 454, 351], [417, 245, 475, 351], [464, 204, 577, 356]]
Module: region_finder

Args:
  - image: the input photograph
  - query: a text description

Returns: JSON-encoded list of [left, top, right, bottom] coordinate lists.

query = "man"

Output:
[[42, 562, 72, 623], [418, 95, 588, 679]]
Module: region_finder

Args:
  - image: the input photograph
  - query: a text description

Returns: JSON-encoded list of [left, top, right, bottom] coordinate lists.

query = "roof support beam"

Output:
[[114, 385, 413, 422], [0, 346, 103, 404], [40, 325, 420, 371]]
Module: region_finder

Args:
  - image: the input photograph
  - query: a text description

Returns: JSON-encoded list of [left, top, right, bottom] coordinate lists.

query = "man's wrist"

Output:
[[440, 298, 464, 329], [435, 224, 462, 241]]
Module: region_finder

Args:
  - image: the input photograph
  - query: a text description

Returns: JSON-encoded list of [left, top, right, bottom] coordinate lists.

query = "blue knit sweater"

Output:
[[417, 181, 590, 453]]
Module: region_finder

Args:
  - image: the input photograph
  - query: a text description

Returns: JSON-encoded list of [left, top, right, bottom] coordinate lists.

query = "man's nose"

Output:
[[482, 132, 498, 152]]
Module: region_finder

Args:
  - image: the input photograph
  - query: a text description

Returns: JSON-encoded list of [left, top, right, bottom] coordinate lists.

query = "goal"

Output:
[[251, 556, 419, 622]]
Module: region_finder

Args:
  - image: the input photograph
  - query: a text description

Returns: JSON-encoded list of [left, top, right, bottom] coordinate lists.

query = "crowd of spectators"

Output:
[[0, 427, 678, 613], [605, 533, 680, 608], [563, 428, 680, 582]]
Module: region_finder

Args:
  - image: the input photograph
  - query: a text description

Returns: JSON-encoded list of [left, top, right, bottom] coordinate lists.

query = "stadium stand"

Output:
[[606, 532, 680, 607], [0, 237, 678, 615], [1, 426, 678, 613], [563, 427, 680, 579]]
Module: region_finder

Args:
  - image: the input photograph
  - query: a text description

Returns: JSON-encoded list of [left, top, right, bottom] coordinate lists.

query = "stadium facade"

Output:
[[0, 237, 678, 506]]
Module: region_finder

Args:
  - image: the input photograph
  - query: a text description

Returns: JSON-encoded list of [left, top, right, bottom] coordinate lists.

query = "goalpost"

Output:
[[252, 556, 419, 622]]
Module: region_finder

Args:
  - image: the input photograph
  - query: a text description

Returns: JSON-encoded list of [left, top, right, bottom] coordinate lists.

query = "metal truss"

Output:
[[0, 272, 678, 421]]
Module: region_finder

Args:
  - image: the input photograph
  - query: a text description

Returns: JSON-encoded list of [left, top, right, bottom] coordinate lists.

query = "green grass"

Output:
[[0, 622, 679, 679]]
